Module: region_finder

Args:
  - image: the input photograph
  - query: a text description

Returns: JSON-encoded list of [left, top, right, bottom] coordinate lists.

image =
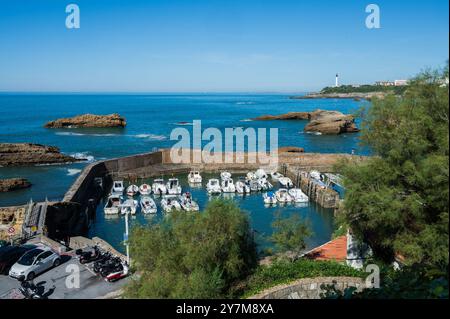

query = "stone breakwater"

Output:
[[44, 113, 126, 128], [0, 178, 31, 192], [0, 143, 82, 167], [252, 110, 359, 135]]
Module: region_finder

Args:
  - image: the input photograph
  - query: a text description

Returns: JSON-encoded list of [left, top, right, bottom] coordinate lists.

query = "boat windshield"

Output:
[[114, 182, 123, 188]]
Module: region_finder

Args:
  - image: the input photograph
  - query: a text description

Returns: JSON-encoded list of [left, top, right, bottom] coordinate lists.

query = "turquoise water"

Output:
[[0, 94, 368, 251]]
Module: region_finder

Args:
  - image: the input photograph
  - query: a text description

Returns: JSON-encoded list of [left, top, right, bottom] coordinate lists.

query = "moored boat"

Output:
[[275, 188, 293, 203], [104, 195, 121, 215], [263, 191, 277, 205], [220, 171, 232, 180], [140, 196, 157, 214], [111, 181, 124, 195], [255, 168, 268, 179], [121, 198, 138, 215], [166, 178, 182, 195], [161, 196, 182, 212], [188, 171, 202, 183], [221, 178, 236, 193], [139, 183, 152, 195], [126, 184, 139, 197], [288, 188, 309, 203], [179, 192, 199, 212], [278, 177, 294, 188], [152, 178, 167, 196], [236, 177, 251, 194], [270, 172, 283, 182], [206, 179, 221, 195]]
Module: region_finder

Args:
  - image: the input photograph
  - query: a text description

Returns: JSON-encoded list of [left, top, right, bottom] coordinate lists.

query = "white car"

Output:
[[9, 247, 61, 280]]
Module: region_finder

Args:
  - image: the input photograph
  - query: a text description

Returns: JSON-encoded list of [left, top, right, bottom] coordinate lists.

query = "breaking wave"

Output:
[[67, 168, 82, 176], [133, 134, 167, 141]]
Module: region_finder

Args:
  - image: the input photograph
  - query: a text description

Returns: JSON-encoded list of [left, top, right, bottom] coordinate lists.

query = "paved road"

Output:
[[0, 255, 128, 299]]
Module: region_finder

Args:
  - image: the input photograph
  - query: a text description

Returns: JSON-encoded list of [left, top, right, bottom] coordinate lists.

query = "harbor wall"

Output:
[[247, 276, 365, 299]]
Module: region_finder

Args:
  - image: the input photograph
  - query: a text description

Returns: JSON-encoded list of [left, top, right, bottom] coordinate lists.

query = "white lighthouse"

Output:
[[335, 73, 339, 87]]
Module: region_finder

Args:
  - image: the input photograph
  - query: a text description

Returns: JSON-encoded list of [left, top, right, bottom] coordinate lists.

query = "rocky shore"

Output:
[[277, 146, 305, 153], [290, 92, 387, 100], [0, 143, 83, 167], [252, 110, 359, 135], [44, 113, 126, 128], [0, 178, 31, 192]]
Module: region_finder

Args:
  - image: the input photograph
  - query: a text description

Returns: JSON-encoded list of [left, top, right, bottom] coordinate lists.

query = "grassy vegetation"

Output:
[[321, 84, 408, 95], [234, 258, 364, 298]]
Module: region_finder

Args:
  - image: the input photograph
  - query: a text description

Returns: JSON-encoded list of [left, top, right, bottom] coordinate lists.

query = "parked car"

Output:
[[9, 246, 61, 280], [0, 245, 36, 274]]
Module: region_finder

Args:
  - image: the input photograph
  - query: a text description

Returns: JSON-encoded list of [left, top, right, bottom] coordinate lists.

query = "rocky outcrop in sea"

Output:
[[0, 143, 83, 167], [252, 110, 359, 135], [44, 113, 126, 128], [0, 178, 32, 192]]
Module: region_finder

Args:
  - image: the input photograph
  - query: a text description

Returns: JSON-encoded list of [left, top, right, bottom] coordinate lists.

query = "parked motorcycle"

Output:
[[18, 279, 43, 299], [99, 258, 123, 277], [79, 246, 101, 264]]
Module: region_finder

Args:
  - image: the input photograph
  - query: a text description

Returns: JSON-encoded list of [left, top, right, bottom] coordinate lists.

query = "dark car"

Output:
[[0, 245, 36, 274]]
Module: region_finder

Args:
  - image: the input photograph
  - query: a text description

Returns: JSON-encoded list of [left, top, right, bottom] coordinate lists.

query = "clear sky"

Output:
[[0, 0, 448, 92]]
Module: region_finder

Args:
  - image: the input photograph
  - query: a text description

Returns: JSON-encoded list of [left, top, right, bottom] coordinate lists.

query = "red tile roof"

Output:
[[304, 235, 347, 262]]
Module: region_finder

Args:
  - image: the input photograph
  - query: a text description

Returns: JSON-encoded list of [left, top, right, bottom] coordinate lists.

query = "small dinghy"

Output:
[[166, 178, 182, 195], [104, 195, 121, 215], [206, 179, 221, 195], [236, 177, 251, 194], [288, 188, 309, 203], [179, 192, 199, 212], [188, 171, 202, 184], [220, 171, 232, 180], [111, 181, 124, 195], [152, 178, 167, 196], [263, 191, 277, 205], [270, 172, 284, 182], [139, 184, 152, 196], [161, 196, 181, 212], [275, 188, 293, 203], [126, 185, 139, 197], [278, 177, 294, 188], [140, 196, 157, 214], [121, 198, 138, 215], [255, 168, 268, 180], [221, 178, 236, 193]]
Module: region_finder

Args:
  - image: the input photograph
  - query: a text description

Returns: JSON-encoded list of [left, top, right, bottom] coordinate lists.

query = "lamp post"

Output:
[[124, 211, 130, 265]]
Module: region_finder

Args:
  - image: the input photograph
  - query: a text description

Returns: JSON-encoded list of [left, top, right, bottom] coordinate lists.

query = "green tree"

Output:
[[270, 211, 312, 261], [124, 199, 257, 298], [337, 64, 449, 266]]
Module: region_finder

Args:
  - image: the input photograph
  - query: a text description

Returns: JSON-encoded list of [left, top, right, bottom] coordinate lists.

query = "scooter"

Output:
[[18, 279, 43, 299], [99, 258, 123, 277], [105, 262, 129, 282], [93, 252, 113, 273], [79, 246, 101, 264]]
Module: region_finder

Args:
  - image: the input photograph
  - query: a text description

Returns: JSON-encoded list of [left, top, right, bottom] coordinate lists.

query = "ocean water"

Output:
[[0, 94, 367, 251]]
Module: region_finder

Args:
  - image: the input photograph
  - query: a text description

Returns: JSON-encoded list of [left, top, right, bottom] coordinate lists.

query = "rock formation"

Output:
[[252, 109, 359, 135], [0, 143, 83, 167], [44, 113, 126, 128], [0, 178, 31, 192], [277, 146, 305, 153], [304, 110, 359, 135]]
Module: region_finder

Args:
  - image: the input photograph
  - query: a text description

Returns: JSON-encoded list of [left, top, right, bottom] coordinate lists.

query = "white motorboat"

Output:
[[166, 178, 182, 195], [126, 184, 139, 197], [235, 177, 251, 194], [179, 192, 199, 212], [248, 179, 261, 192], [111, 181, 124, 195], [288, 188, 309, 203], [310, 170, 321, 181], [220, 171, 232, 180], [140, 196, 157, 214], [263, 192, 277, 205], [206, 179, 221, 195], [221, 178, 236, 193], [161, 196, 182, 212], [104, 195, 121, 215], [275, 188, 293, 203], [246, 172, 256, 180], [255, 168, 268, 179], [258, 178, 273, 191], [139, 183, 152, 195], [121, 198, 138, 215], [279, 177, 294, 188], [152, 178, 167, 196], [270, 172, 284, 182], [188, 171, 202, 183]]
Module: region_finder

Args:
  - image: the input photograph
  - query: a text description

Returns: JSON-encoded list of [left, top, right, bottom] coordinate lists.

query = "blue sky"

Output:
[[0, 0, 448, 92]]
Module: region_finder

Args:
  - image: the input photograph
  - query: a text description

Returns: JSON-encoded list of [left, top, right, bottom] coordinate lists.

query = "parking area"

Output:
[[0, 252, 129, 299]]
